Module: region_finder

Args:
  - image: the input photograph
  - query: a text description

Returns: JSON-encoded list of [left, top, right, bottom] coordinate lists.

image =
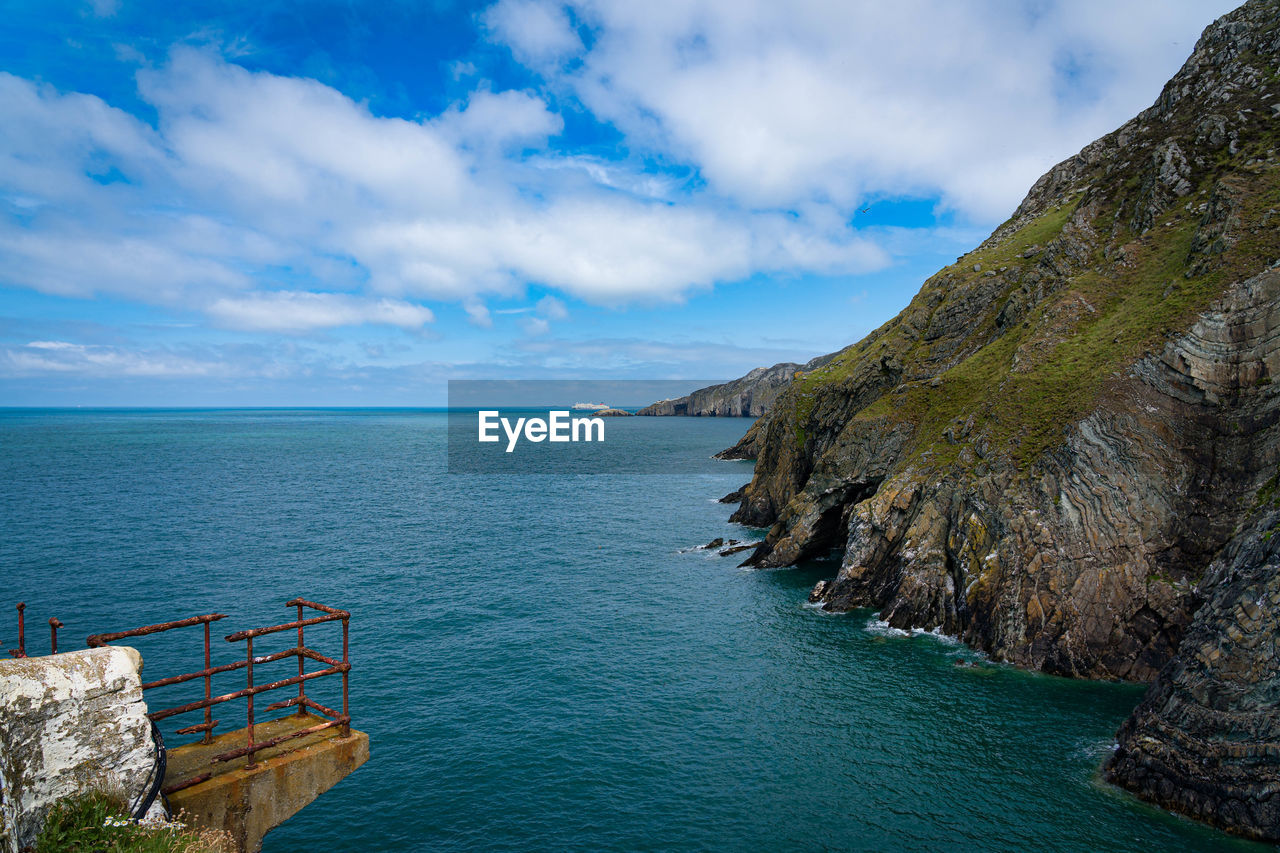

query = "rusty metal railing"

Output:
[[88, 613, 230, 748], [4, 603, 65, 658], [86, 599, 352, 794], [7, 602, 25, 658]]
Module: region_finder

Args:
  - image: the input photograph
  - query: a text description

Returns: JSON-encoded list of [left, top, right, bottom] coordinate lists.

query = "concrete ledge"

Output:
[[165, 714, 369, 853]]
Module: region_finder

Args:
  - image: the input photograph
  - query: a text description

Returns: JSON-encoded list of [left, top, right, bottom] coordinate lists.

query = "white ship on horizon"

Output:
[[570, 402, 610, 411]]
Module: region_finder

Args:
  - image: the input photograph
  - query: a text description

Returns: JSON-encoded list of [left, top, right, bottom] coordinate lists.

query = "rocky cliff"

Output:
[[1105, 502, 1280, 840], [716, 0, 1280, 839], [638, 358, 826, 417]]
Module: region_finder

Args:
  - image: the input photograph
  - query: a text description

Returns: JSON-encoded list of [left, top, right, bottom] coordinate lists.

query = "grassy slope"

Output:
[[784, 122, 1280, 473]]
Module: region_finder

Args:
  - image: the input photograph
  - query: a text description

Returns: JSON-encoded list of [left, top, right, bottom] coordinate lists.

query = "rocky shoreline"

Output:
[[698, 0, 1280, 840]]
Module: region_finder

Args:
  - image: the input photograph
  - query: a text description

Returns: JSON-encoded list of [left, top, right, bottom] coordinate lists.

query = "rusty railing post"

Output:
[[341, 613, 350, 737], [9, 602, 26, 659], [245, 635, 256, 769], [203, 620, 213, 744], [296, 602, 306, 716], [48, 617, 62, 654]]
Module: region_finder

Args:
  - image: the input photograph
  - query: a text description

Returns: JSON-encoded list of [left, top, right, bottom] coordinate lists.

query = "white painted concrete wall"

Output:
[[0, 647, 158, 853]]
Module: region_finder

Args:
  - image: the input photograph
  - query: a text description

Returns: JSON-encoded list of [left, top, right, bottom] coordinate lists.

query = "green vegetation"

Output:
[[780, 129, 1280, 473], [35, 792, 230, 853]]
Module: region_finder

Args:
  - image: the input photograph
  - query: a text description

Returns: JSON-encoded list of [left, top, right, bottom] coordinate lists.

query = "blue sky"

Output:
[[0, 0, 1238, 405]]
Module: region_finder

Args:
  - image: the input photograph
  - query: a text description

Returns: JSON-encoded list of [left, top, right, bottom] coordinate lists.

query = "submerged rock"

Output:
[[718, 541, 761, 556]]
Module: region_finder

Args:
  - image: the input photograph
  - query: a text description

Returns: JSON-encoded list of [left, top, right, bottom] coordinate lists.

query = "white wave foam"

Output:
[[863, 617, 965, 644], [864, 617, 913, 638]]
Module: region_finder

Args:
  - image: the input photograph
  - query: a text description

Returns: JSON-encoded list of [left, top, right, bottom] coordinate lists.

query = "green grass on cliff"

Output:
[[35, 792, 231, 853], [786, 153, 1280, 469]]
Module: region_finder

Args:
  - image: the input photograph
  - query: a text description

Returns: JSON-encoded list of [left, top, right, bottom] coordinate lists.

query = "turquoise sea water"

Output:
[[1, 409, 1272, 852]]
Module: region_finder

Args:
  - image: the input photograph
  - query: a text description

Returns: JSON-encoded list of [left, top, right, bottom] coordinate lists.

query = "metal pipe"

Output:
[[296, 602, 305, 717], [147, 664, 347, 720], [10, 603, 26, 659], [245, 635, 256, 768], [88, 613, 227, 647], [285, 598, 349, 617], [140, 646, 301, 690], [84, 599, 353, 763], [202, 620, 213, 744], [48, 617, 62, 655], [223, 612, 343, 642], [341, 616, 350, 737], [162, 772, 211, 796]]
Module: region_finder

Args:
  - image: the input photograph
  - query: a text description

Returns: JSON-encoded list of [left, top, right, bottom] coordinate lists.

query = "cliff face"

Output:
[[1105, 503, 1280, 840], [638, 357, 832, 418], [717, 0, 1280, 837]]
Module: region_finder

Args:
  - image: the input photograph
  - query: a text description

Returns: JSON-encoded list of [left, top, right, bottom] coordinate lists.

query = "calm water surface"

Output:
[[1, 409, 1270, 852]]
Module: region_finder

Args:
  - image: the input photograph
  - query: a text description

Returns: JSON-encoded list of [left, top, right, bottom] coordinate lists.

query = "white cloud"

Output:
[[87, 0, 121, 17], [521, 316, 551, 336], [464, 300, 494, 327], [0, 47, 890, 322], [483, 0, 583, 67], [5, 340, 228, 377], [536, 295, 568, 319], [206, 292, 435, 332], [505, 335, 823, 374], [435, 89, 563, 151], [0, 1, 1240, 352], [491, 0, 1239, 220], [137, 48, 470, 211]]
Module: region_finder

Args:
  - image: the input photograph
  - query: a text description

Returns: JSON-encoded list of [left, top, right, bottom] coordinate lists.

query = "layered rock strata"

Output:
[[704, 0, 1280, 838]]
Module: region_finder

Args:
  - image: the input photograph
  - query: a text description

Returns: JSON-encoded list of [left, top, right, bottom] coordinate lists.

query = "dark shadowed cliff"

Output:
[[711, 0, 1280, 839]]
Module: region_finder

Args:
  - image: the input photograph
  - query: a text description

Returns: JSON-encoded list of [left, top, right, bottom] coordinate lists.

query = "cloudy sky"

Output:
[[0, 0, 1238, 405]]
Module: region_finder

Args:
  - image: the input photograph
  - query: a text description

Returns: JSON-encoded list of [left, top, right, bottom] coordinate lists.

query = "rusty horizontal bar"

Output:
[[224, 612, 343, 642], [148, 664, 347, 721], [175, 720, 219, 736], [265, 695, 303, 712], [298, 647, 342, 667], [162, 773, 212, 796], [140, 646, 302, 690], [286, 598, 350, 618], [211, 717, 350, 764], [300, 697, 340, 719], [88, 613, 228, 647], [263, 695, 340, 719]]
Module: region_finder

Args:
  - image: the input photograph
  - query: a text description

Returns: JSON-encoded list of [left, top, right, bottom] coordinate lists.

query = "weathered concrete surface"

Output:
[[0, 647, 157, 853], [166, 715, 369, 853]]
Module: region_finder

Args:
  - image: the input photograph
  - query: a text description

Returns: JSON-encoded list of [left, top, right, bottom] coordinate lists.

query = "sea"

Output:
[[1, 408, 1270, 852]]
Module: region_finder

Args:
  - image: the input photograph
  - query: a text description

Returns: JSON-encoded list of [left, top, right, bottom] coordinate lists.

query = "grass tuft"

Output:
[[35, 791, 232, 853]]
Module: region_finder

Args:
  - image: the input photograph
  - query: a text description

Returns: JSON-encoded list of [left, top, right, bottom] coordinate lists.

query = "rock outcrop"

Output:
[[638, 358, 825, 417], [0, 647, 159, 853], [713, 0, 1280, 838], [1105, 505, 1280, 840]]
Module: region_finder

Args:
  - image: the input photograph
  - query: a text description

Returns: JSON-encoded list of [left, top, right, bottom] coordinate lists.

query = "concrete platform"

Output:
[[165, 714, 369, 853]]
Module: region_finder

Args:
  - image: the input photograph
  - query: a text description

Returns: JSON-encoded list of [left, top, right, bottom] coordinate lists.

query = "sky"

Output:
[[0, 0, 1241, 406]]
